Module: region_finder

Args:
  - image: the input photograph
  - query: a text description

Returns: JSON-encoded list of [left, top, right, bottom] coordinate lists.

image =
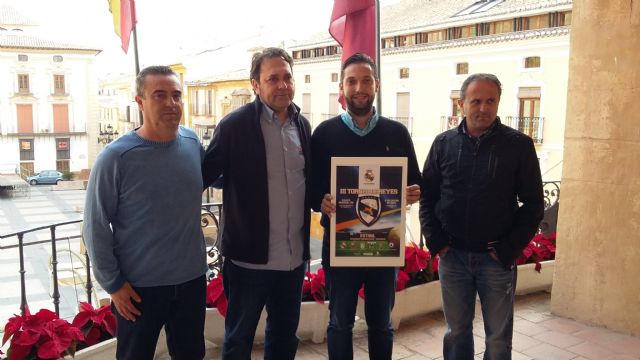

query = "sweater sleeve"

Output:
[[404, 127, 422, 186], [310, 126, 330, 212], [202, 121, 227, 189], [494, 137, 545, 266], [419, 136, 450, 255], [82, 150, 125, 294]]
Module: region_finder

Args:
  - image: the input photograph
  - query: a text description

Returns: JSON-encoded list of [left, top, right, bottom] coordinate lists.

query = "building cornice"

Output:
[[293, 26, 570, 65]]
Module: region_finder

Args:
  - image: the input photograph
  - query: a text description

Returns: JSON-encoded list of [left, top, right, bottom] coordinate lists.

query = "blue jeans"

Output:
[[221, 259, 305, 360], [439, 248, 516, 360], [323, 264, 397, 360], [113, 275, 206, 360]]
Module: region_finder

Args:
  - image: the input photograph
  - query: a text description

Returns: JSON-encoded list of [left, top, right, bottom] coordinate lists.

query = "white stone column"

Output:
[[551, 1, 640, 335]]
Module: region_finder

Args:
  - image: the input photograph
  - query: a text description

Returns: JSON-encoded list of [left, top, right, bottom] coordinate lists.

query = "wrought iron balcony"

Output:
[[0, 202, 223, 318], [388, 116, 413, 135], [504, 116, 544, 143], [440, 116, 544, 143], [440, 115, 463, 131]]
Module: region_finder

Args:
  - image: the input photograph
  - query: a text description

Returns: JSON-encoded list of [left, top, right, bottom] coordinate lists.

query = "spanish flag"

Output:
[[108, 0, 137, 53]]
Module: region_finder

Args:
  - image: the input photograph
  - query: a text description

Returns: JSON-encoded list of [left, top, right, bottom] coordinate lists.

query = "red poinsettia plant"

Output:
[[1, 306, 84, 360], [71, 302, 116, 350], [301, 268, 327, 304], [359, 242, 439, 299], [517, 232, 556, 272], [206, 275, 227, 316]]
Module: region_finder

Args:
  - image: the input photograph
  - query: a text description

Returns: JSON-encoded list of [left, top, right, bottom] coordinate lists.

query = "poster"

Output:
[[330, 157, 407, 267]]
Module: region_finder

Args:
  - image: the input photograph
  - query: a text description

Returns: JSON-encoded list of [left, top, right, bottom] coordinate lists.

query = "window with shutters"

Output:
[[524, 56, 541, 68], [18, 74, 30, 94], [53, 104, 70, 132], [54, 75, 65, 94], [17, 104, 33, 133]]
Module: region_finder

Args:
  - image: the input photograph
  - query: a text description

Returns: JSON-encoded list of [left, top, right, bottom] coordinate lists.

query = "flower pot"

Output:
[[64, 338, 117, 359], [204, 301, 330, 345], [356, 280, 442, 330], [515, 259, 555, 295]]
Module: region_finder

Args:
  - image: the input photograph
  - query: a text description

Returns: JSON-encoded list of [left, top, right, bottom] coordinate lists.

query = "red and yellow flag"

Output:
[[108, 0, 137, 53]]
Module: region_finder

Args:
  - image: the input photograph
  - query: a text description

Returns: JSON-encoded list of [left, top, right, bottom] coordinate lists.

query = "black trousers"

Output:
[[113, 275, 206, 360]]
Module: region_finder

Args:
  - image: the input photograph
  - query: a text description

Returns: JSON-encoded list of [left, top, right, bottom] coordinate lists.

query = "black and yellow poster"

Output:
[[330, 157, 407, 267]]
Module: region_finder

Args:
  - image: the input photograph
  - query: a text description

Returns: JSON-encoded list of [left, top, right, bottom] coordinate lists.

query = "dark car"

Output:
[[27, 170, 63, 185]]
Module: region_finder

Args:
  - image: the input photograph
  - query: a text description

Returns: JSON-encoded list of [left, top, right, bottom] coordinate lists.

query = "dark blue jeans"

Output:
[[113, 275, 206, 360], [439, 248, 516, 360], [221, 259, 305, 360], [323, 264, 397, 360]]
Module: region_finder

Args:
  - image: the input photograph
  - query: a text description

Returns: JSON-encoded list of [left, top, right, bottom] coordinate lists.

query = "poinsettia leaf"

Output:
[[85, 327, 102, 346], [206, 276, 225, 308], [78, 302, 95, 313], [358, 286, 365, 299], [7, 342, 33, 360], [215, 294, 228, 317], [431, 254, 439, 274], [396, 270, 410, 291], [310, 268, 326, 301], [33, 309, 58, 323], [13, 329, 40, 346], [404, 242, 429, 274], [102, 312, 117, 337], [535, 262, 542, 273], [2, 314, 24, 346], [38, 337, 68, 359], [72, 310, 93, 329]]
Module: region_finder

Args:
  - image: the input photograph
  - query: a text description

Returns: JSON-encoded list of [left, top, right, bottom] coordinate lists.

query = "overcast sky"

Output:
[[7, 0, 400, 78], [7, 0, 342, 76]]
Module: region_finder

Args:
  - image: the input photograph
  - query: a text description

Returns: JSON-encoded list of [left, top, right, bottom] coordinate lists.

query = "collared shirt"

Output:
[[233, 101, 306, 271], [340, 108, 380, 136], [461, 117, 499, 147]]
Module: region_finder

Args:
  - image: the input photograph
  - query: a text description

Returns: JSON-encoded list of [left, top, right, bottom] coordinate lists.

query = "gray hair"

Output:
[[136, 66, 178, 97], [460, 73, 502, 100]]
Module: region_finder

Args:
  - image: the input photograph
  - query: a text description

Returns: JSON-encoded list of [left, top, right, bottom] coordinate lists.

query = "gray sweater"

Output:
[[83, 127, 207, 293]]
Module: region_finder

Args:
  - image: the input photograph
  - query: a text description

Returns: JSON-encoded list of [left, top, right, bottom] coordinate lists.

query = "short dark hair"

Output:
[[136, 65, 178, 97], [249, 47, 294, 82], [460, 73, 502, 100], [340, 53, 378, 82]]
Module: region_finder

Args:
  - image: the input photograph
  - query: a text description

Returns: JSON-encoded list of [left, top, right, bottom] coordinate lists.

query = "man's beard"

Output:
[[345, 95, 374, 116]]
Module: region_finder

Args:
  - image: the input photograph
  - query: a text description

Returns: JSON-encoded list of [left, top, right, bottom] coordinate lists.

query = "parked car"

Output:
[[26, 170, 63, 185]]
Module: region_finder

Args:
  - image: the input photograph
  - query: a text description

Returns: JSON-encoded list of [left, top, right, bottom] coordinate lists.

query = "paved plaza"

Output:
[[224, 292, 640, 360], [0, 185, 91, 326]]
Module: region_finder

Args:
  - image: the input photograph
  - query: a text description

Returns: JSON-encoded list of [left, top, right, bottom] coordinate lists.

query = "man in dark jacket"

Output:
[[420, 73, 544, 360], [202, 47, 311, 360]]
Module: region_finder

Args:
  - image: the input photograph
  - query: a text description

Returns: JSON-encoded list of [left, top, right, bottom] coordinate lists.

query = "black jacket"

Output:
[[419, 118, 544, 267], [202, 97, 312, 264]]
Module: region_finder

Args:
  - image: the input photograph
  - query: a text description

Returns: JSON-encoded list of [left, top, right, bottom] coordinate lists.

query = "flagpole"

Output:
[[375, 0, 382, 114], [132, 26, 143, 125]]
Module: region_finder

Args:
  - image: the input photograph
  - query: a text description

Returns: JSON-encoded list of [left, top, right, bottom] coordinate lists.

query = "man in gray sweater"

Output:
[[83, 66, 207, 360]]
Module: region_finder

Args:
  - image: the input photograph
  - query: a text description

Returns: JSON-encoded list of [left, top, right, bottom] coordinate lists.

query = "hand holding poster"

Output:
[[330, 157, 407, 266]]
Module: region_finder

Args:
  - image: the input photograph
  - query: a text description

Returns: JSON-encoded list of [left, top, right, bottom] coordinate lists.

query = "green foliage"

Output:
[[61, 171, 74, 181]]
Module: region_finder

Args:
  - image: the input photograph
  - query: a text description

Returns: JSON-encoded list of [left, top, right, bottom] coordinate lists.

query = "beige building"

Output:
[[95, 74, 140, 164], [288, 0, 572, 182], [0, 4, 100, 176], [185, 69, 252, 143]]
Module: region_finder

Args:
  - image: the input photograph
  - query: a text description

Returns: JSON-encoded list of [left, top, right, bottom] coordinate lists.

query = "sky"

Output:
[[7, 0, 342, 77]]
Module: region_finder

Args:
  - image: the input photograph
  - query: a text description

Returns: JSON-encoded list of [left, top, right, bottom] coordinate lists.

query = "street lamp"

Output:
[[202, 129, 211, 146], [98, 124, 119, 144]]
